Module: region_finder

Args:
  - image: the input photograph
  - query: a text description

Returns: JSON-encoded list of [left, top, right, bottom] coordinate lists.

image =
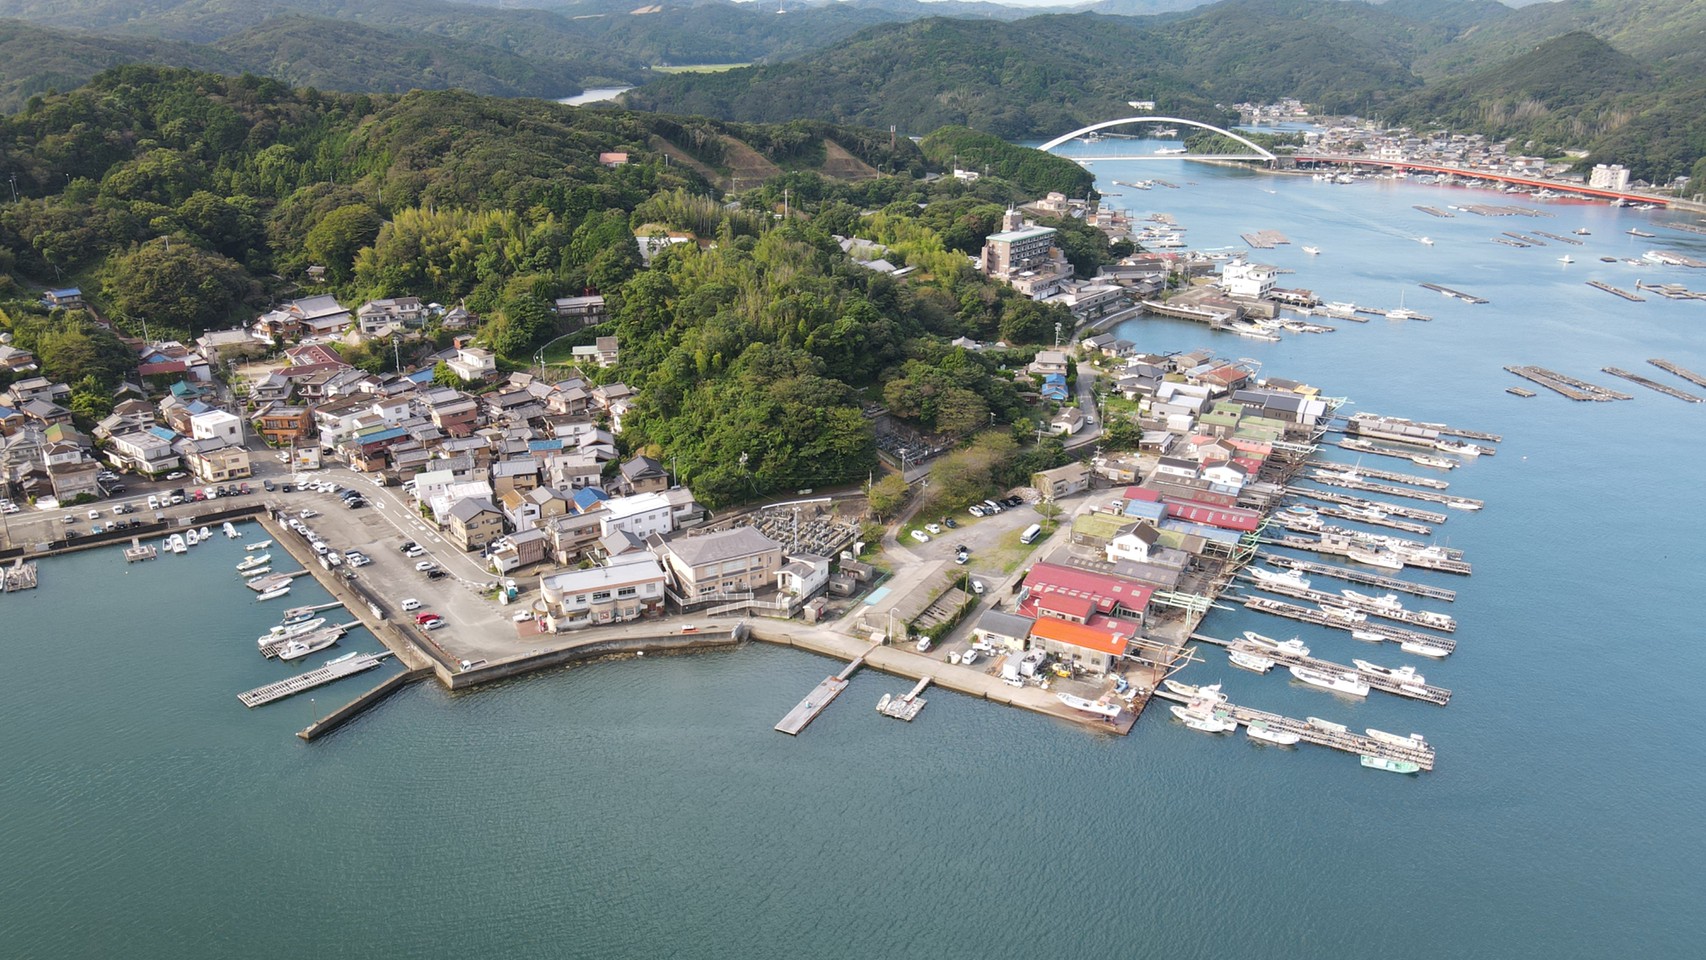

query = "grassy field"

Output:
[[651, 63, 750, 74]]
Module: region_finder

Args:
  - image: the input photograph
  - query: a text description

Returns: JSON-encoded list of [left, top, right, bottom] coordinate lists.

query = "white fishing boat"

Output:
[[1360, 755, 1421, 774], [1400, 640, 1452, 659], [1353, 659, 1426, 685], [1246, 721, 1301, 745], [1249, 566, 1310, 590], [235, 553, 272, 572], [1347, 543, 1404, 570], [1307, 716, 1348, 733], [256, 586, 291, 601], [1169, 705, 1237, 733], [185, 528, 200, 546], [1435, 440, 1481, 458], [1055, 693, 1122, 719], [1557, 255, 1574, 264], [1318, 604, 1368, 623], [1573, 227, 1590, 236], [257, 618, 327, 647], [280, 607, 319, 625], [1242, 631, 1310, 657], [1289, 664, 1370, 697], [1366, 728, 1428, 750], [223, 522, 240, 538], [1342, 589, 1405, 612], [1302, 245, 1320, 255], [1417, 237, 1434, 246], [1410, 454, 1459, 470], [1340, 504, 1388, 522], [1162, 680, 1225, 702], [277, 631, 340, 662], [197, 526, 211, 541], [1351, 629, 1385, 642], [246, 539, 273, 551], [876, 693, 891, 712], [167, 534, 187, 554], [1446, 498, 1482, 511], [1228, 650, 1275, 673]]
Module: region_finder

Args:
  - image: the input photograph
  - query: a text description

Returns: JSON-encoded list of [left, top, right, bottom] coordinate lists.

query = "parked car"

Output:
[[425, 569, 448, 580], [970, 579, 985, 595], [421, 617, 446, 630], [925, 522, 942, 534], [400, 598, 422, 611], [87, 509, 101, 519], [512, 611, 535, 622], [238, 482, 251, 495], [166, 471, 186, 480], [414, 560, 437, 572], [404, 546, 425, 558], [967, 505, 984, 518], [944, 518, 958, 529], [909, 530, 930, 543], [262, 480, 275, 491]]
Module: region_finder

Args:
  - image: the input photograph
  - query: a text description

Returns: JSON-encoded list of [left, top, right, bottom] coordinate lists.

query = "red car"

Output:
[[414, 612, 440, 625]]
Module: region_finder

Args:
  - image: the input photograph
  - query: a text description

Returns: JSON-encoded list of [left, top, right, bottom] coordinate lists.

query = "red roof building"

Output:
[[1159, 497, 1260, 532], [1020, 561, 1153, 623]]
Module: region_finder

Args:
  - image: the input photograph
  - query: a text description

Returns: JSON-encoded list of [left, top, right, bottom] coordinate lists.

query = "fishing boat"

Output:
[[1302, 245, 1320, 255], [1289, 664, 1370, 697], [1249, 565, 1310, 590], [1318, 604, 1368, 623], [1307, 716, 1348, 733], [1351, 629, 1385, 643], [246, 539, 273, 551], [167, 534, 187, 554], [1435, 440, 1481, 458], [1353, 659, 1426, 685], [1573, 227, 1591, 235], [1228, 650, 1275, 673], [235, 553, 272, 572], [256, 618, 328, 647], [1245, 721, 1301, 745], [197, 526, 211, 541], [280, 606, 320, 626], [1162, 680, 1225, 702], [876, 694, 891, 713], [238, 566, 271, 579], [1417, 237, 1434, 246], [1169, 705, 1237, 733], [1346, 543, 1404, 570], [256, 586, 291, 601], [1283, 504, 1318, 517], [185, 528, 200, 546], [277, 631, 341, 662], [1366, 728, 1428, 750], [323, 651, 361, 667], [1342, 589, 1405, 612], [1242, 631, 1310, 657], [1627, 228, 1655, 238], [1056, 693, 1122, 719], [1446, 498, 1483, 511], [223, 522, 240, 538], [1360, 755, 1421, 774], [1410, 454, 1458, 470], [1557, 255, 1574, 264], [1399, 640, 1452, 659]]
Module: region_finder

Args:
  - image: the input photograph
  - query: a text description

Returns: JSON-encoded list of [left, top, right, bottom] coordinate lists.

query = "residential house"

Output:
[[22, 399, 72, 428], [0, 344, 38, 373], [616, 455, 668, 496], [445, 345, 498, 383], [570, 336, 620, 369], [487, 528, 549, 574], [973, 610, 1037, 654], [446, 497, 504, 552], [490, 457, 541, 497], [1106, 525, 1160, 564], [44, 441, 99, 501], [542, 510, 606, 565], [107, 428, 180, 475], [553, 295, 607, 326], [286, 294, 352, 338], [0, 404, 25, 438], [356, 297, 425, 335], [545, 450, 602, 490], [195, 328, 266, 365], [42, 287, 83, 309], [598, 491, 676, 541], [189, 409, 243, 446], [1027, 350, 1071, 378], [651, 526, 784, 602], [5, 377, 69, 407], [1033, 462, 1090, 501], [1051, 407, 1086, 436], [776, 554, 830, 600], [184, 438, 251, 483], [252, 405, 312, 446], [538, 556, 668, 626]]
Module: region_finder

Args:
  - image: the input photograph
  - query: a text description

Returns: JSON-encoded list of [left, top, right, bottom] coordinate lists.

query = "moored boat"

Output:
[[1289, 664, 1370, 697], [1170, 705, 1237, 733], [235, 553, 272, 572], [876, 693, 891, 712], [277, 630, 341, 662], [245, 540, 273, 551], [1249, 566, 1311, 590], [197, 526, 211, 541], [1347, 543, 1404, 570], [1246, 720, 1301, 745], [1445, 498, 1482, 511], [1400, 640, 1451, 659], [167, 534, 187, 554], [280, 606, 319, 626], [1342, 589, 1405, 612], [1353, 659, 1426, 685], [1241, 631, 1310, 657], [185, 528, 200, 546], [1307, 716, 1348, 733], [257, 617, 327, 648], [1410, 454, 1458, 470], [1318, 604, 1368, 623], [1228, 650, 1275, 673], [1435, 440, 1481, 458], [1351, 629, 1385, 642], [1360, 755, 1421, 774], [223, 522, 240, 538], [1162, 680, 1225, 702], [1366, 728, 1428, 749], [256, 586, 291, 601]]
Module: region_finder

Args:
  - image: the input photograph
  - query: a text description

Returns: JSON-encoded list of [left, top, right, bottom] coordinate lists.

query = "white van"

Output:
[[147, 495, 160, 510], [1020, 523, 1042, 544]]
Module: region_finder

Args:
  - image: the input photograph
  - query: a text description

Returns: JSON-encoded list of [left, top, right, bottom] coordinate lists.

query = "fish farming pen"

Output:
[[1261, 556, 1455, 601], [1152, 688, 1437, 771], [1586, 281, 1645, 302], [1648, 358, 1706, 389], [1505, 365, 1633, 402]]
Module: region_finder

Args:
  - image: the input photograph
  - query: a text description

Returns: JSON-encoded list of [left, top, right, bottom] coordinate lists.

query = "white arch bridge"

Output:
[[1039, 117, 1275, 162]]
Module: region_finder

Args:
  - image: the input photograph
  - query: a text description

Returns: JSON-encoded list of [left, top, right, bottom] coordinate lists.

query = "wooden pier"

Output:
[[237, 652, 392, 708], [1533, 230, 1583, 246], [3, 557, 38, 592], [775, 655, 864, 735], [1261, 555, 1455, 601], [1264, 534, 1473, 575], [1312, 464, 1450, 490], [1648, 358, 1706, 389], [1239, 577, 1456, 631], [1507, 387, 1537, 397], [1601, 367, 1704, 403], [878, 676, 931, 722], [1586, 280, 1645, 302], [1310, 473, 1484, 508], [1349, 414, 1502, 444], [1152, 688, 1436, 771], [1236, 596, 1456, 654], [1293, 486, 1449, 520], [1413, 205, 1453, 218], [1418, 282, 1488, 304], [258, 623, 353, 659], [1192, 634, 1452, 705], [1504, 365, 1633, 402], [1502, 231, 1545, 246], [1314, 506, 1433, 536]]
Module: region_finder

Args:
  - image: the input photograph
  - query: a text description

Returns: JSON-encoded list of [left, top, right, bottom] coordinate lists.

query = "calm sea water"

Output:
[[4, 160, 1705, 959]]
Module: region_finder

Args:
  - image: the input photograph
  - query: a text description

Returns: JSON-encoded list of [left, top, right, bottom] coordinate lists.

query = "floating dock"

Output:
[[1152, 688, 1436, 770], [1294, 487, 1449, 521], [1192, 634, 1452, 705], [878, 676, 931, 722], [258, 623, 353, 659], [1601, 367, 1704, 403], [1343, 413, 1503, 443], [1418, 282, 1488, 304], [1309, 473, 1483, 509], [1586, 280, 1645, 302], [1502, 231, 1545, 246], [1414, 205, 1453, 218], [237, 652, 393, 708], [1507, 387, 1537, 397], [1313, 464, 1449, 490], [1261, 555, 1455, 601], [1264, 534, 1472, 575], [123, 537, 157, 562], [1504, 365, 1633, 402], [1313, 507, 1433, 536], [775, 656, 863, 735], [3, 558, 38, 592], [1236, 596, 1456, 654], [1648, 358, 1706, 389], [1237, 576, 1456, 631], [1241, 229, 1290, 249], [1533, 231, 1583, 246], [1634, 281, 1706, 301]]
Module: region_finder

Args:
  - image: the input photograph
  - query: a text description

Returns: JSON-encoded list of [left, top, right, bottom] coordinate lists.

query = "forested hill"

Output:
[[0, 67, 1085, 505]]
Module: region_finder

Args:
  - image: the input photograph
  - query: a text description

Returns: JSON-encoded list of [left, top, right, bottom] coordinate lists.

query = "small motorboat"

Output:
[[256, 586, 291, 601], [1246, 721, 1301, 746], [185, 528, 200, 546], [876, 694, 891, 713]]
